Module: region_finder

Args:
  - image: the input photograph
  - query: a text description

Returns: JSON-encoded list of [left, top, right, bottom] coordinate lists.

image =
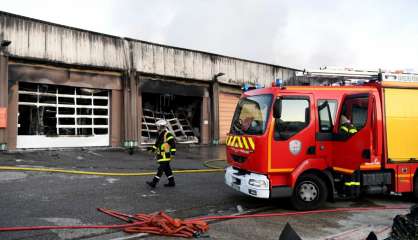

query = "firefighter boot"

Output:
[[164, 176, 175, 187], [146, 177, 159, 188]]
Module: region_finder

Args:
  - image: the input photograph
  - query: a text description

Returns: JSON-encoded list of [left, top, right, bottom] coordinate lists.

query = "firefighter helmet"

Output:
[[156, 119, 168, 128]]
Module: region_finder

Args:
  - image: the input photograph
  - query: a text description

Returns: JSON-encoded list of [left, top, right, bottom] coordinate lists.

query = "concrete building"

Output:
[[0, 11, 299, 150]]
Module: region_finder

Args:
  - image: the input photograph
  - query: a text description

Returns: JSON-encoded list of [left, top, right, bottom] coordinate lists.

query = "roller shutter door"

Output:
[[219, 92, 240, 144]]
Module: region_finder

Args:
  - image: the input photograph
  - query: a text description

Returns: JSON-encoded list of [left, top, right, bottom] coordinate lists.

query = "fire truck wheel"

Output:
[[291, 174, 328, 211]]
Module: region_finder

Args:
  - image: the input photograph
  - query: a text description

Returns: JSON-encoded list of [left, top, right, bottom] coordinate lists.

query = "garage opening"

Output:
[[17, 82, 110, 148], [141, 92, 201, 144]]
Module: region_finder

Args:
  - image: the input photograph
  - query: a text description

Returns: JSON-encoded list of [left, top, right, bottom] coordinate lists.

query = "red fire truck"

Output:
[[225, 72, 418, 210]]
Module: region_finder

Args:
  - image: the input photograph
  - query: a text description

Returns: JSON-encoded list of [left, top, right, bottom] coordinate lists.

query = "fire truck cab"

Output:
[[225, 73, 418, 210]]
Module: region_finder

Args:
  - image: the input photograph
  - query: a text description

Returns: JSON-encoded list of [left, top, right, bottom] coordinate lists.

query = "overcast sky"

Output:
[[2, 0, 418, 71]]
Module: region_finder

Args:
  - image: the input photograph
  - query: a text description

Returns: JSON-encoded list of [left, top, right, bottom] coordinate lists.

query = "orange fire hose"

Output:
[[97, 208, 208, 238], [0, 205, 410, 238]]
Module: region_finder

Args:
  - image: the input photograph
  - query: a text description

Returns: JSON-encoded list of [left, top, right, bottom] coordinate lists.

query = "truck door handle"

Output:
[[362, 149, 371, 159]]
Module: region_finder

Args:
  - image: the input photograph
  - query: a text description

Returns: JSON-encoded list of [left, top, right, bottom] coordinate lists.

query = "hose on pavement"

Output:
[[0, 205, 410, 238]]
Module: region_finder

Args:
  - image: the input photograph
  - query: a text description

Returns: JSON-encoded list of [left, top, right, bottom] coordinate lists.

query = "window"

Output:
[[317, 99, 337, 132], [338, 95, 368, 133], [230, 94, 273, 135], [274, 98, 310, 140]]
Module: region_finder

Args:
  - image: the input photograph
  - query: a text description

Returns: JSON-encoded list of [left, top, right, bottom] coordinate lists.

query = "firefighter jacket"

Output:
[[151, 129, 176, 162], [340, 123, 358, 135]]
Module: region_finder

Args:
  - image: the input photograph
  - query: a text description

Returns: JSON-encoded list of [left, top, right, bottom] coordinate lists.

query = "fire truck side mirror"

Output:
[[273, 99, 282, 119]]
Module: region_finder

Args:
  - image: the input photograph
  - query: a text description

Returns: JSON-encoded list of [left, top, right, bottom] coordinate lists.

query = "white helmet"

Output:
[[340, 115, 350, 124], [156, 119, 168, 128]]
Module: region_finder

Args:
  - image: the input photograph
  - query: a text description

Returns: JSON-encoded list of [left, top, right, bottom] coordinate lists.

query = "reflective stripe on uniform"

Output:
[[344, 181, 360, 186], [157, 158, 171, 162], [170, 148, 176, 152], [349, 129, 358, 134], [164, 132, 174, 142], [340, 126, 349, 132]]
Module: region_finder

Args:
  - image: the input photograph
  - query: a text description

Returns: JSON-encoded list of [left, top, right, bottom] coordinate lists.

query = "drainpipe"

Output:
[[0, 39, 11, 151], [122, 39, 138, 152], [210, 72, 224, 144]]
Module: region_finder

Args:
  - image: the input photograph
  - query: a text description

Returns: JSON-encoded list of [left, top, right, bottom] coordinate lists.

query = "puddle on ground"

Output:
[[42, 217, 106, 240], [0, 172, 27, 182]]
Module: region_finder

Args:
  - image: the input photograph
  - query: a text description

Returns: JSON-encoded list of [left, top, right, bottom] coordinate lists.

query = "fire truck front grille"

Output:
[[231, 154, 247, 163]]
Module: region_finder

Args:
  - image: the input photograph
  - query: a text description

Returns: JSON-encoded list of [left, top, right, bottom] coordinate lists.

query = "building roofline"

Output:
[[0, 10, 123, 40], [0, 10, 301, 72], [125, 37, 301, 72]]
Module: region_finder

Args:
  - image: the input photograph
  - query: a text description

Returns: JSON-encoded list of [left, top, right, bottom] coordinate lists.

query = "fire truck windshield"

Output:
[[230, 94, 272, 135]]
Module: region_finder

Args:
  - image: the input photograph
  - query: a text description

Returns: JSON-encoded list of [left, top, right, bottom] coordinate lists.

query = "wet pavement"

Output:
[[0, 145, 227, 172], [0, 146, 415, 240]]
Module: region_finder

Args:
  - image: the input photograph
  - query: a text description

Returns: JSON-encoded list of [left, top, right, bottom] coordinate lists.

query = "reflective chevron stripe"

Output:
[[226, 135, 255, 151]]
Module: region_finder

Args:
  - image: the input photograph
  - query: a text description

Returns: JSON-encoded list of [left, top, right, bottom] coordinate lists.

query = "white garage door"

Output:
[[17, 82, 110, 148]]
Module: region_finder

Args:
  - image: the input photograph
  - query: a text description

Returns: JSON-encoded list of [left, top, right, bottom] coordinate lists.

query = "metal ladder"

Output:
[[166, 111, 188, 141], [141, 109, 158, 143], [141, 109, 199, 144]]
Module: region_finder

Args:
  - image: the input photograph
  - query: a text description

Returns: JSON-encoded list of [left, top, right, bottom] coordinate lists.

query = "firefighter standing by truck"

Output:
[[146, 119, 176, 188], [339, 114, 357, 135]]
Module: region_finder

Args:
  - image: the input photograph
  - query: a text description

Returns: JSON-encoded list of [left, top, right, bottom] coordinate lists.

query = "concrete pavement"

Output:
[[0, 146, 415, 240]]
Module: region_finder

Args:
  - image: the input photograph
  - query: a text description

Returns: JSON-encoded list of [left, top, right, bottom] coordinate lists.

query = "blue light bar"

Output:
[[275, 79, 283, 87]]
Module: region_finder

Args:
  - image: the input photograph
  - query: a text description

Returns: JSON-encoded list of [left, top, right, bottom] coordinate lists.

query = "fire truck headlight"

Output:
[[248, 179, 267, 188]]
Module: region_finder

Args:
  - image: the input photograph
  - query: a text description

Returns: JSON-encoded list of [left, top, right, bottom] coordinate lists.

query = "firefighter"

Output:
[[146, 119, 176, 188], [339, 115, 357, 135]]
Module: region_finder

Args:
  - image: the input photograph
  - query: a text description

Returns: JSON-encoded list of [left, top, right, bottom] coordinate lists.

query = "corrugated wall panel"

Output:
[[132, 41, 142, 71], [242, 61, 251, 83], [90, 34, 104, 66], [263, 65, 274, 86], [5, 17, 29, 57], [45, 25, 62, 61], [153, 45, 164, 75], [250, 63, 259, 84], [164, 47, 175, 76], [275, 68, 283, 81], [258, 64, 266, 86], [102, 37, 122, 69], [27, 21, 45, 58], [174, 48, 184, 77], [183, 50, 194, 78], [211, 57, 220, 79], [61, 28, 78, 63], [218, 57, 229, 81], [202, 54, 212, 80], [76, 31, 92, 64], [141, 43, 154, 73], [266, 66, 274, 86], [235, 60, 244, 83], [227, 59, 236, 83], [193, 52, 203, 80], [131, 41, 142, 71], [283, 69, 293, 81]]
